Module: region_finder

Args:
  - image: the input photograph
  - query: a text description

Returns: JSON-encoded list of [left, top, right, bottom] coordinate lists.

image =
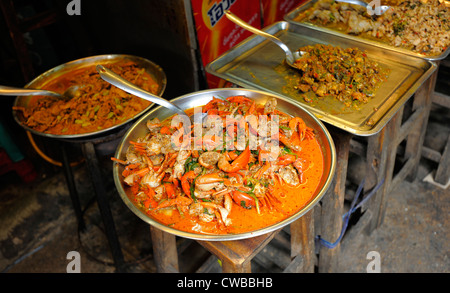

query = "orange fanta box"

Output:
[[191, 0, 262, 88]]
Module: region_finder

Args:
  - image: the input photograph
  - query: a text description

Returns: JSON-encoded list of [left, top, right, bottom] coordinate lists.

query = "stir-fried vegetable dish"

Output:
[[13, 61, 159, 135], [113, 96, 324, 235], [289, 44, 390, 107], [295, 0, 450, 56]]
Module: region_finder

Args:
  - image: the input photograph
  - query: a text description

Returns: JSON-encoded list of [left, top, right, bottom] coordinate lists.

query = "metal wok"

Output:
[[113, 88, 336, 241]]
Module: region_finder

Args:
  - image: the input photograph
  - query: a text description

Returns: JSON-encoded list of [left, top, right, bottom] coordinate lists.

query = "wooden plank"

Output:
[[313, 203, 321, 255], [404, 67, 439, 181], [197, 229, 280, 273], [370, 69, 439, 230], [150, 226, 179, 273], [391, 155, 416, 190], [253, 250, 279, 270], [363, 99, 402, 232], [283, 255, 304, 273], [435, 134, 450, 185], [274, 229, 292, 250], [196, 255, 221, 273], [349, 139, 367, 158], [258, 241, 291, 269], [366, 108, 402, 232], [396, 107, 424, 145], [422, 146, 442, 162], [432, 91, 450, 109], [318, 126, 352, 273], [341, 210, 373, 247], [290, 210, 315, 273], [222, 256, 252, 273]]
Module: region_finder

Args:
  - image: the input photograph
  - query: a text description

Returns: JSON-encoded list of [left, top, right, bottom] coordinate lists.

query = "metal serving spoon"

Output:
[[336, 0, 390, 15], [96, 65, 205, 124], [225, 10, 304, 69], [0, 84, 80, 100]]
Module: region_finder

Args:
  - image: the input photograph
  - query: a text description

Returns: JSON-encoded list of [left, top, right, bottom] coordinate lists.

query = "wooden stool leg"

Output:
[[435, 133, 450, 185], [318, 128, 352, 273], [364, 108, 402, 233], [199, 231, 278, 273], [405, 70, 438, 181], [150, 226, 179, 273], [289, 210, 315, 273], [430, 89, 450, 185]]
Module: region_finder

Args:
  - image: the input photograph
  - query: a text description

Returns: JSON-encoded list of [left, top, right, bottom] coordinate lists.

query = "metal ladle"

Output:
[[225, 10, 304, 69], [0, 84, 80, 100], [96, 65, 204, 124]]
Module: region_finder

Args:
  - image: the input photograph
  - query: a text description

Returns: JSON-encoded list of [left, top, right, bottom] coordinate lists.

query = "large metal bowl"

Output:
[[12, 54, 167, 140], [113, 88, 336, 241]]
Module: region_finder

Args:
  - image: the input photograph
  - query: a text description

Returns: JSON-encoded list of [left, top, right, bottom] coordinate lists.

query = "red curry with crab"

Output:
[[113, 95, 324, 235]]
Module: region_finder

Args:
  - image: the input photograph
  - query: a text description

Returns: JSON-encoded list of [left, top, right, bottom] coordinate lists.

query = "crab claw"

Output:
[[181, 170, 197, 197], [231, 190, 255, 209], [195, 173, 224, 185], [218, 145, 250, 173]]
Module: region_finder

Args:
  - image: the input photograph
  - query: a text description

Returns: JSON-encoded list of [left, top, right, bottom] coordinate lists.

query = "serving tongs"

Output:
[[225, 10, 304, 69]]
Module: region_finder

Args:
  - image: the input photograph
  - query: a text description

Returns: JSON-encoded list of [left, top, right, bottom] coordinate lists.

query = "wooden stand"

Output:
[[315, 127, 352, 272], [314, 68, 438, 272], [150, 209, 315, 273], [421, 60, 450, 186], [148, 70, 438, 273], [423, 91, 450, 185]]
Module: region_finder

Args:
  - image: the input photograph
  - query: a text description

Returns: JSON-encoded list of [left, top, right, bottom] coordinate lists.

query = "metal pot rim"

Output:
[[113, 88, 336, 241], [12, 54, 167, 140]]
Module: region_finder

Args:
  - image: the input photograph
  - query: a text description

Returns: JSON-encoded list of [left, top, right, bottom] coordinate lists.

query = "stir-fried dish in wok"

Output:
[[13, 61, 159, 135], [285, 44, 390, 108], [113, 96, 324, 235]]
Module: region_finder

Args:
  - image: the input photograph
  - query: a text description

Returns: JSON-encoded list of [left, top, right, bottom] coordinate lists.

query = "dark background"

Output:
[[0, 0, 204, 181]]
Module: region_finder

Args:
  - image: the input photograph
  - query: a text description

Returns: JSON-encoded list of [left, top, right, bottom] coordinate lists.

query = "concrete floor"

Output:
[[337, 167, 449, 273]]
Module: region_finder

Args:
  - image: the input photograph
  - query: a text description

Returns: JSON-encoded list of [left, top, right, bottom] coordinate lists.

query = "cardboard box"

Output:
[[191, 0, 262, 88]]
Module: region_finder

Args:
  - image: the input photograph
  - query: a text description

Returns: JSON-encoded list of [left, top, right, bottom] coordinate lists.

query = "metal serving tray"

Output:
[[206, 21, 436, 136], [284, 0, 450, 61]]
